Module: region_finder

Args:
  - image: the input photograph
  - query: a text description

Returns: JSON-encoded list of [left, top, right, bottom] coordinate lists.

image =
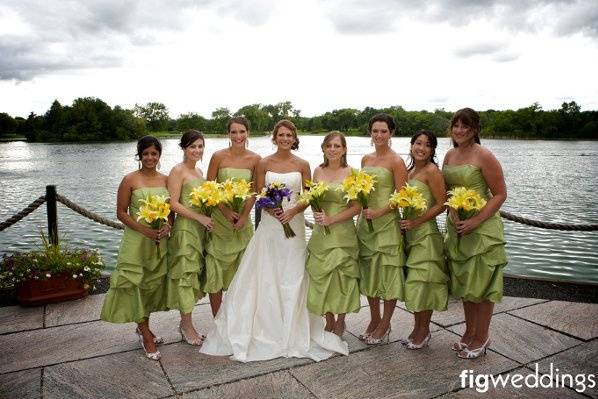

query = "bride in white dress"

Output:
[[200, 120, 349, 362]]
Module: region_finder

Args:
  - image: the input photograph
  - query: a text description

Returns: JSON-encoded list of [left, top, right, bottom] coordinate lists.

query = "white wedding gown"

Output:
[[200, 171, 349, 362]]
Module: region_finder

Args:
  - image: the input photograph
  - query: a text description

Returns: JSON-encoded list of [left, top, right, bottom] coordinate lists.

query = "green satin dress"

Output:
[[306, 182, 360, 315], [403, 179, 449, 312], [443, 164, 508, 303], [101, 187, 169, 323], [165, 178, 207, 314], [203, 168, 254, 293], [357, 166, 406, 300]]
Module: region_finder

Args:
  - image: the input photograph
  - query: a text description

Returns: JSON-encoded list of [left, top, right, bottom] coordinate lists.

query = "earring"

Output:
[[370, 138, 374, 147], [229, 139, 232, 148], [157, 161, 161, 170], [138, 161, 142, 170], [389, 138, 392, 147]]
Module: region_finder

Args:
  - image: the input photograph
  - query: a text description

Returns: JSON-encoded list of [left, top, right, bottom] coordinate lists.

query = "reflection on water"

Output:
[[1, 137, 597, 284]]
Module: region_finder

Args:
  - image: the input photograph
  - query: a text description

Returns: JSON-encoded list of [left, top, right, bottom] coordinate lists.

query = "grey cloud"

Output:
[[323, 0, 598, 39], [454, 42, 504, 58], [0, 0, 274, 81]]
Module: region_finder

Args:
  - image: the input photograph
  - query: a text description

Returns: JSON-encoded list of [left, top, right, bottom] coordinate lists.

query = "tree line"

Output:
[[0, 97, 596, 142]]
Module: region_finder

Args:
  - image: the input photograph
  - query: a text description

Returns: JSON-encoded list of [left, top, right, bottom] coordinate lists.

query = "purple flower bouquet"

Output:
[[256, 182, 296, 238]]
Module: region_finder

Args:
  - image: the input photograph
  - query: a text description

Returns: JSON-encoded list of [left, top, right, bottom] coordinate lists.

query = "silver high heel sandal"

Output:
[[135, 328, 163, 345], [136, 330, 161, 361], [457, 338, 490, 359], [451, 341, 468, 351], [365, 327, 391, 345], [179, 323, 204, 346], [406, 333, 431, 350]]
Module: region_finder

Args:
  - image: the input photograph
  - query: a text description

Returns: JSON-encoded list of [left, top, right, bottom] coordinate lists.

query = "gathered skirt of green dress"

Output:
[[404, 222, 449, 312], [100, 187, 169, 324], [445, 213, 507, 303], [357, 166, 406, 301], [305, 188, 360, 315], [165, 178, 207, 314], [203, 168, 254, 293]]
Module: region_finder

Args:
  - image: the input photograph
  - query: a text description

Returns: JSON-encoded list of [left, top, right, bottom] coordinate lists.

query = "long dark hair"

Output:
[[449, 107, 481, 148], [407, 130, 438, 171], [320, 131, 348, 168], [136, 135, 162, 159]]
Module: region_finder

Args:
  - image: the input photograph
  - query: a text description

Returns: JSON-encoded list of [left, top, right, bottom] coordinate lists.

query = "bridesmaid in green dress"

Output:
[[358, 114, 408, 345], [443, 108, 508, 359], [306, 132, 361, 337], [399, 131, 449, 349], [166, 130, 214, 346], [204, 117, 261, 316], [100, 136, 172, 361]]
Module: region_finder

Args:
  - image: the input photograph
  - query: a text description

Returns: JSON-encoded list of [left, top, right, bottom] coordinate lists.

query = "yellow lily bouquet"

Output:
[[221, 178, 255, 214], [445, 186, 487, 221], [189, 180, 224, 218], [339, 169, 376, 232], [298, 180, 330, 235], [136, 194, 171, 257], [389, 183, 427, 220]]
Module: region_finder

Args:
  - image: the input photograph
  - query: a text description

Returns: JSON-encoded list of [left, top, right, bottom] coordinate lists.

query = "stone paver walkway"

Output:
[[0, 294, 596, 398]]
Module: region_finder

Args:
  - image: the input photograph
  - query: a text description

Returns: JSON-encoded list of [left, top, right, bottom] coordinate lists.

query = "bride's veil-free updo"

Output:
[[272, 119, 299, 150]]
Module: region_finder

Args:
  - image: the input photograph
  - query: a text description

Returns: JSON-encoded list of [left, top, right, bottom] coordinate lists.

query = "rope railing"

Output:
[[1, 186, 598, 235]]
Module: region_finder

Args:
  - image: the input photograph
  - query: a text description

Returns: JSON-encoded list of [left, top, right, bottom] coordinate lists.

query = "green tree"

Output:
[[0, 112, 17, 137], [133, 102, 170, 132], [211, 107, 231, 133]]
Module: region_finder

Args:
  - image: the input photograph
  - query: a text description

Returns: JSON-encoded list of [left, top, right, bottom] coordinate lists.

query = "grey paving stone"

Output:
[[43, 350, 174, 399], [428, 296, 547, 328], [0, 308, 185, 374], [45, 293, 106, 327], [509, 300, 598, 340], [0, 305, 44, 334], [160, 341, 313, 394], [0, 368, 41, 399], [182, 370, 316, 399], [448, 313, 580, 364], [290, 330, 518, 399], [345, 305, 442, 345], [533, 340, 598, 398]]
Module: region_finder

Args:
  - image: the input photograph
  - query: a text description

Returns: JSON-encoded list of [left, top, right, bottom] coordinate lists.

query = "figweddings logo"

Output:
[[460, 363, 596, 393]]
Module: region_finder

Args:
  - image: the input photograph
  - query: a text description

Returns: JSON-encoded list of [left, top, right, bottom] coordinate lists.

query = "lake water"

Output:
[[1, 136, 597, 284]]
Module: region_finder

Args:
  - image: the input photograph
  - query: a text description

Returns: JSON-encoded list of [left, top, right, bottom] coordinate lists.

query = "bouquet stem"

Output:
[[312, 204, 330, 236], [363, 206, 374, 232]]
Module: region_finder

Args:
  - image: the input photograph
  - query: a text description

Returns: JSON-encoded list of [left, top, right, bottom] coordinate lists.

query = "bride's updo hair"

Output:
[[272, 119, 299, 150]]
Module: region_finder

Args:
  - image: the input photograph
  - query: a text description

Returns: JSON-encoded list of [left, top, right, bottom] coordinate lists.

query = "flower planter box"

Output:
[[16, 273, 88, 306]]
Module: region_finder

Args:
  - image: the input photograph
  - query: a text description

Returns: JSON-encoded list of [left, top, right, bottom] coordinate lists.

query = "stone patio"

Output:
[[0, 294, 596, 399]]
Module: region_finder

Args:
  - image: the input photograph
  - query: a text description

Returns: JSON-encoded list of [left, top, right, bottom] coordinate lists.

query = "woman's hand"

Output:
[[455, 216, 481, 236], [362, 207, 383, 220], [197, 214, 214, 232], [142, 226, 160, 242], [313, 211, 333, 226], [233, 214, 248, 230], [277, 208, 297, 225], [449, 208, 460, 225], [399, 218, 420, 232], [157, 223, 171, 240], [220, 206, 239, 224], [264, 207, 282, 218]]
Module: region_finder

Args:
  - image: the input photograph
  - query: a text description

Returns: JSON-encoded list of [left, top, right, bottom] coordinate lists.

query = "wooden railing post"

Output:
[[46, 185, 58, 246]]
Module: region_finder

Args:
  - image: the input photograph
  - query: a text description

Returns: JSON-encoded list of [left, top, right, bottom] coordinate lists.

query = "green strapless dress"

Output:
[[357, 166, 406, 300], [403, 179, 449, 312], [443, 164, 508, 303], [165, 178, 207, 314], [100, 187, 169, 323], [203, 168, 254, 293], [306, 183, 360, 315]]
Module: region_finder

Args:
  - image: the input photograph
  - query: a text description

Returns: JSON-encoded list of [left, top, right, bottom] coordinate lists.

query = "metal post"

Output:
[[46, 185, 58, 246]]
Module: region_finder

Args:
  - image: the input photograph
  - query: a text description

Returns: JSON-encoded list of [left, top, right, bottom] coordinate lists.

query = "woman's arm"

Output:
[[456, 150, 507, 235], [363, 156, 407, 220], [116, 175, 158, 241], [277, 160, 310, 224], [167, 167, 214, 231]]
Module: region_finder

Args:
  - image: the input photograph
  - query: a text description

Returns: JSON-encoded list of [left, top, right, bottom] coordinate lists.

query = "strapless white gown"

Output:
[[200, 171, 349, 362]]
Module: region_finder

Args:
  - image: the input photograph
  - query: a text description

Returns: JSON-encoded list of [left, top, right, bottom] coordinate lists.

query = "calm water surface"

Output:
[[1, 136, 597, 284]]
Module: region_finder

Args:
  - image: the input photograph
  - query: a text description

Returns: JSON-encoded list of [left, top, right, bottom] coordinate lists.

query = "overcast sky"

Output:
[[1, 0, 597, 118]]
